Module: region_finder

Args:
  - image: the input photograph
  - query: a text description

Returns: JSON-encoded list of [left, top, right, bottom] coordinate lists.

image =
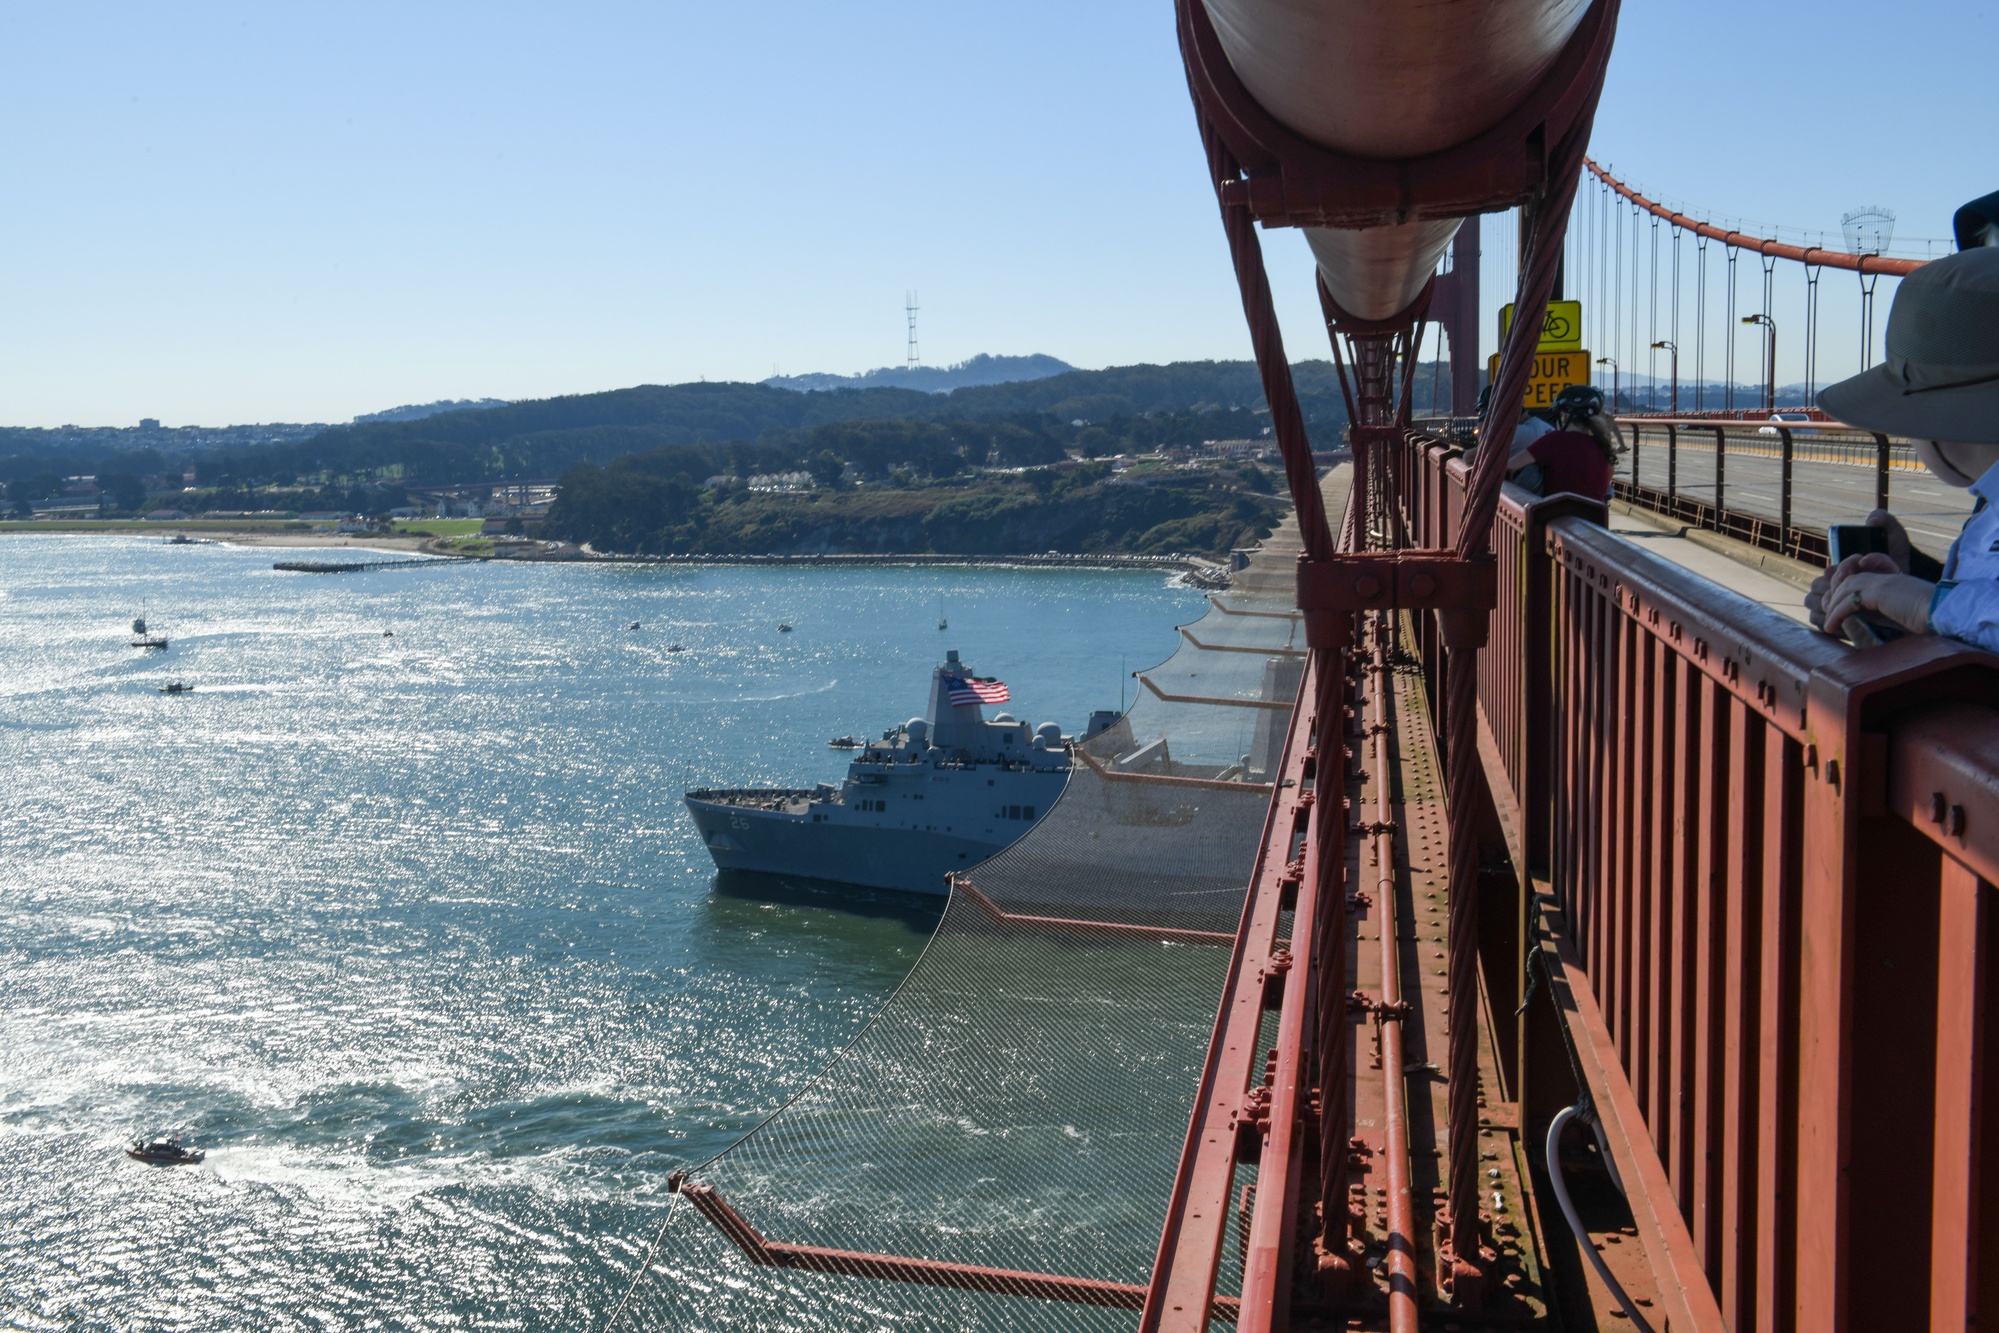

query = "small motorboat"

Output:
[[383, 629, 394, 637], [131, 617, 168, 650], [159, 681, 194, 695], [828, 735, 861, 749], [629, 621, 642, 631], [778, 623, 793, 633], [126, 1135, 204, 1166], [666, 643, 685, 654]]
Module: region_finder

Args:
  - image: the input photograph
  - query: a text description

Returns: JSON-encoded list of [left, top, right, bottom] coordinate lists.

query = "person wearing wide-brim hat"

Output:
[[1810, 244, 1999, 650]]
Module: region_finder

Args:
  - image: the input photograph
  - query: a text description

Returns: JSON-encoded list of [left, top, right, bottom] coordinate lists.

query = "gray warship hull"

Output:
[[684, 789, 1056, 895]]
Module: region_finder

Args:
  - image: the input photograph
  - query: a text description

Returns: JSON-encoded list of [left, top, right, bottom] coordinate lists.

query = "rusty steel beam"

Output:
[[1365, 616, 1422, 1332], [1179, 626, 1307, 657], [1237, 688, 1330, 1333], [1138, 673, 1295, 711], [1207, 594, 1305, 620], [1072, 748, 1277, 795], [1587, 159, 1926, 277], [1142, 650, 1330, 1332], [672, 1181, 1242, 1321], [948, 876, 1238, 946]]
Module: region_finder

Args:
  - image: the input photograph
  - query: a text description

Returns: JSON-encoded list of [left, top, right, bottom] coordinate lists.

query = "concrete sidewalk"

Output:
[[1606, 503, 1815, 625]]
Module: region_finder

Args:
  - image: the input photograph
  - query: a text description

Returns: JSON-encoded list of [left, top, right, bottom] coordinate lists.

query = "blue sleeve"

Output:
[[1929, 580, 1999, 654]]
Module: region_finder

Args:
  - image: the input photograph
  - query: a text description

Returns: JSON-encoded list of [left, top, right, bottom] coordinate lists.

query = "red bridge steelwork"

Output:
[[1381, 434, 1999, 1330], [1147, 0, 1622, 1324], [1154, 0, 1999, 1324]]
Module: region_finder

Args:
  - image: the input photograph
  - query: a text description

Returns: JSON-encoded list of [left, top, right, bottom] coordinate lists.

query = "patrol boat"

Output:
[[685, 651, 1110, 895]]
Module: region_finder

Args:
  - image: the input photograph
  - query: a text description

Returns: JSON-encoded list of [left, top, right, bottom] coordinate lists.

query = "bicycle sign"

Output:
[[1497, 300, 1584, 351]]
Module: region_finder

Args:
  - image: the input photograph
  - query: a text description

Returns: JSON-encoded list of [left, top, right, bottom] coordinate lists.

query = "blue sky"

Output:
[[0, 1, 1983, 426]]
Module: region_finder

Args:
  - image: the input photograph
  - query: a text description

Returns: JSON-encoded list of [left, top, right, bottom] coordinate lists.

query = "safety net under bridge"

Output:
[[604, 470, 1351, 1331]]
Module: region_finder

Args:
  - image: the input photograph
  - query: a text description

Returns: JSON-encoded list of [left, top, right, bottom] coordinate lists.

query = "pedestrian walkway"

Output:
[[1605, 501, 1813, 624]]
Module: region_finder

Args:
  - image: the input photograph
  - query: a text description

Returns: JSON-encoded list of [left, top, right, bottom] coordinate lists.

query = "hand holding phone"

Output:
[[1827, 524, 1890, 566], [1822, 525, 1908, 646]]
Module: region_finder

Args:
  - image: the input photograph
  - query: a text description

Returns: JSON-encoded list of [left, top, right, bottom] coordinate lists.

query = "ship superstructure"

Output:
[[684, 651, 1108, 894]]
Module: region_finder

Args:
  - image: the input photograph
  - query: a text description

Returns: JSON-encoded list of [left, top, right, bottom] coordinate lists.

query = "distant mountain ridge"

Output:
[[352, 398, 509, 424], [764, 353, 1075, 395]]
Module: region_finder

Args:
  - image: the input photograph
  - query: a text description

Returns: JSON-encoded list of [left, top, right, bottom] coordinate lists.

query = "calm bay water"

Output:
[[0, 537, 1198, 1330]]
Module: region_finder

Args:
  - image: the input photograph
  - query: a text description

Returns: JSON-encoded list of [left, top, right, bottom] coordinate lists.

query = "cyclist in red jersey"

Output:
[[1505, 384, 1620, 501]]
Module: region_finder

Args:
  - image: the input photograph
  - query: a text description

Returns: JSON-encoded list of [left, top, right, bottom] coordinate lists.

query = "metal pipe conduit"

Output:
[[1199, 0, 1592, 318], [1367, 613, 1421, 1333]]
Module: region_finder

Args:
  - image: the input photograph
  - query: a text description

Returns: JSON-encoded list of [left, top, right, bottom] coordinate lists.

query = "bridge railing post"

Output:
[[1713, 424, 1727, 518], [1779, 425, 1794, 546]]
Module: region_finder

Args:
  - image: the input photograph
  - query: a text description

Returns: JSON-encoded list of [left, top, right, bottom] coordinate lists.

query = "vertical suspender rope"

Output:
[[1670, 223, 1681, 411], [1860, 269, 1881, 371], [1613, 192, 1624, 406], [1805, 264, 1821, 407], [1603, 178, 1613, 397], [1630, 201, 1641, 412], [1725, 249, 1738, 411], [1197, 123, 1336, 563], [1695, 235, 1708, 412], [1761, 254, 1777, 412], [1591, 177, 1600, 392], [1648, 214, 1659, 410]]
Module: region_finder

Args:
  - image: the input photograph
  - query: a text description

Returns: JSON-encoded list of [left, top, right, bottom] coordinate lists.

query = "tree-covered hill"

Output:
[[544, 456, 1287, 560], [5, 357, 1419, 517]]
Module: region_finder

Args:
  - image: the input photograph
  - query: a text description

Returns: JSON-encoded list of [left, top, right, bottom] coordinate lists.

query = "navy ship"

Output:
[[685, 651, 1111, 894]]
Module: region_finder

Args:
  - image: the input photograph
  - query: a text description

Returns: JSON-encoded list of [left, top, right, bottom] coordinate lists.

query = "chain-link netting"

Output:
[[605, 479, 1344, 1332]]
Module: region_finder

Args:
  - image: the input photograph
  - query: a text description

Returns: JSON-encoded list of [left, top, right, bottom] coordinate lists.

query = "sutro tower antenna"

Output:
[[906, 291, 920, 368]]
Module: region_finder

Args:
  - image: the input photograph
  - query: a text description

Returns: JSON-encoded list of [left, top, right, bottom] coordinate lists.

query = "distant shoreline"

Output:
[[562, 549, 1233, 587], [0, 522, 1235, 586], [0, 521, 433, 552]]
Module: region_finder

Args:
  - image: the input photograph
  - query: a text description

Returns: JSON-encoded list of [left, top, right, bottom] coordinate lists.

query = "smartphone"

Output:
[[1827, 523, 1890, 566], [1823, 525, 1906, 646]]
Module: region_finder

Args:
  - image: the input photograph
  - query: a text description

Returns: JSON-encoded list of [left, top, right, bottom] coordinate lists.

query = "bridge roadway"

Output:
[[1616, 437, 1976, 557]]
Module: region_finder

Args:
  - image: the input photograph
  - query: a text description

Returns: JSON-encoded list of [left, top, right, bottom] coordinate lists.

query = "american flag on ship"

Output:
[[946, 676, 1010, 707]]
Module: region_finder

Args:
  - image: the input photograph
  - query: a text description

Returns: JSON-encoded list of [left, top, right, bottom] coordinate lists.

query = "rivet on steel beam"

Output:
[[1355, 575, 1382, 599], [1930, 792, 1948, 824], [1950, 804, 1967, 837], [1805, 743, 1818, 772], [1410, 573, 1436, 598]]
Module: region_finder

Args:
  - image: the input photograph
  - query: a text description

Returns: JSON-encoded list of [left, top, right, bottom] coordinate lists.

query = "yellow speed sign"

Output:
[[1486, 350, 1592, 412]]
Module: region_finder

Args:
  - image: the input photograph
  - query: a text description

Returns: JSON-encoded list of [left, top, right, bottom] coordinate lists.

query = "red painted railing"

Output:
[[1386, 430, 1999, 1331]]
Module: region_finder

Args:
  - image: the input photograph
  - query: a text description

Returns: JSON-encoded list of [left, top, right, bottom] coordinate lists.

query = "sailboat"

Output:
[[130, 617, 168, 650]]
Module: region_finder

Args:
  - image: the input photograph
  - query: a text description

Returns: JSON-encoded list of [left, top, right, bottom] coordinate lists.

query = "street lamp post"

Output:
[[1596, 356, 1618, 413], [1741, 314, 1776, 414], [1651, 340, 1679, 414]]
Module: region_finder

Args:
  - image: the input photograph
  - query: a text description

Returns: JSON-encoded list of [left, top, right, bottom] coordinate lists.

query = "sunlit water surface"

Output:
[[0, 537, 1197, 1330]]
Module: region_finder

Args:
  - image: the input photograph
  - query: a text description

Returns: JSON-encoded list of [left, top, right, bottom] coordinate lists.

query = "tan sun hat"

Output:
[[1819, 246, 1999, 444]]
